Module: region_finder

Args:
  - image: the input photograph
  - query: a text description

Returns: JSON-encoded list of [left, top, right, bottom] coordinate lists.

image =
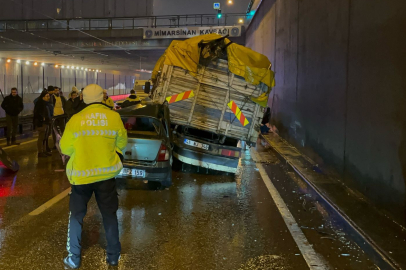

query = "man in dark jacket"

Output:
[[121, 90, 141, 108], [1, 87, 24, 146], [34, 90, 51, 157], [64, 91, 79, 120]]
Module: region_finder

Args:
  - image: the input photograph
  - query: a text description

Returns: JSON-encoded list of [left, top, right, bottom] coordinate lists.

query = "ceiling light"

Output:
[[85, 68, 88, 71], [61, 65, 65, 68], [76, 67, 79, 70], [81, 67, 84, 70], [25, 61, 30, 65], [67, 66, 70, 69], [228, 0, 233, 4], [34, 62, 38, 66], [239, 19, 244, 23], [17, 60, 21, 63], [96, 70, 99, 72], [6, 59, 11, 63], [41, 63, 45, 66], [71, 66, 74, 69], [55, 65, 58, 68]]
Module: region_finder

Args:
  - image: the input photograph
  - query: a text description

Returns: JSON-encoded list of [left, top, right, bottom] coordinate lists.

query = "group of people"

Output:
[[33, 86, 116, 157], [1, 85, 139, 152]]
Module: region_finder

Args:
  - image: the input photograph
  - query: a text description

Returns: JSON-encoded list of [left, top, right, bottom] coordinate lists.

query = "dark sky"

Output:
[[153, 0, 249, 16]]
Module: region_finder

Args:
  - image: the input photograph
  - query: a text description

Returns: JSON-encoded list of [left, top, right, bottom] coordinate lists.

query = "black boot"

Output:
[[11, 137, 20, 146], [6, 138, 11, 146]]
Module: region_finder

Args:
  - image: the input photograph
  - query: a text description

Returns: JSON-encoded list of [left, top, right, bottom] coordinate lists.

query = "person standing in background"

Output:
[[64, 91, 79, 120], [44, 86, 56, 152], [260, 107, 271, 134], [75, 90, 87, 113], [1, 87, 24, 146], [34, 90, 51, 157], [121, 90, 141, 108], [102, 90, 115, 109], [52, 87, 67, 139]]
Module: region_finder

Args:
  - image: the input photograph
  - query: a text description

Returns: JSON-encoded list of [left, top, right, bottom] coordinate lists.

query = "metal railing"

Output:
[[0, 13, 250, 32]]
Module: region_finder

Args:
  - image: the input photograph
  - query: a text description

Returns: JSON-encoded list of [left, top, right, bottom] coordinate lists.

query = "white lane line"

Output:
[[2, 138, 37, 150], [251, 148, 329, 270], [29, 187, 71, 216]]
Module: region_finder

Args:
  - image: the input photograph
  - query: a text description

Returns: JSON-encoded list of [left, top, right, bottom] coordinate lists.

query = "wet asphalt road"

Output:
[[0, 137, 377, 269]]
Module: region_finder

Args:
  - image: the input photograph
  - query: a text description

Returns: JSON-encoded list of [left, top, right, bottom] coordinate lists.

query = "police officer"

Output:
[[60, 84, 127, 269], [121, 90, 141, 108]]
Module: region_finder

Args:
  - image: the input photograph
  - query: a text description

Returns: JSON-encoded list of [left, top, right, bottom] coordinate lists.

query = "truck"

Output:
[[149, 34, 275, 174]]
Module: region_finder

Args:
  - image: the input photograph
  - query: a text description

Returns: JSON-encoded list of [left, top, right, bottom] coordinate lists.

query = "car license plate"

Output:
[[119, 168, 145, 178], [184, 139, 209, 150]]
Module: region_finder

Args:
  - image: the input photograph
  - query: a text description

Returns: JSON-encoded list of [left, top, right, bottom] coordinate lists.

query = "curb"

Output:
[[260, 134, 400, 270]]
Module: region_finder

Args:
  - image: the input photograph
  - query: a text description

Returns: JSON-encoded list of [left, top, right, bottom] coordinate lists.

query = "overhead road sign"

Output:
[[143, 26, 241, 39]]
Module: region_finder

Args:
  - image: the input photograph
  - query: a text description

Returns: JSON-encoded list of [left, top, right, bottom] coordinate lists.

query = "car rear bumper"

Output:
[[117, 161, 172, 184], [173, 145, 239, 173]]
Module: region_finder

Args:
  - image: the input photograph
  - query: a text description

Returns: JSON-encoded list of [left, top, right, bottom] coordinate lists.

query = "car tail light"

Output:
[[124, 123, 133, 130], [157, 144, 169, 161], [220, 149, 241, 158]]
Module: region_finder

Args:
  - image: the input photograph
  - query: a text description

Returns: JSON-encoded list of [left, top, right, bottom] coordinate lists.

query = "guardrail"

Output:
[[0, 13, 251, 32]]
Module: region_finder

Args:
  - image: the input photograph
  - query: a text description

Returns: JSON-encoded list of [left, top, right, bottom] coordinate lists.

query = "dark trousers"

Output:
[[6, 114, 18, 139], [67, 178, 121, 263], [37, 126, 47, 153], [47, 118, 65, 148], [260, 124, 270, 134]]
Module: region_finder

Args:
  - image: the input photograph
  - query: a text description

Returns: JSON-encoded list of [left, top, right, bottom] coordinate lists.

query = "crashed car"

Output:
[[117, 102, 173, 189]]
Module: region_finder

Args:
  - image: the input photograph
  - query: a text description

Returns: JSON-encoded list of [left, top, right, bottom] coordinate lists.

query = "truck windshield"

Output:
[[121, 116, 161, 136]]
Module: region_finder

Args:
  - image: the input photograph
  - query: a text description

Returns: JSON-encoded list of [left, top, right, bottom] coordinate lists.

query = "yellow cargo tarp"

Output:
[[152, 34, 275, 106]]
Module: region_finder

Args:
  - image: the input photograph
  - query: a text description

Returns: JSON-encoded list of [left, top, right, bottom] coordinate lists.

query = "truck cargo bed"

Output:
[[153, 59, 265, 144]]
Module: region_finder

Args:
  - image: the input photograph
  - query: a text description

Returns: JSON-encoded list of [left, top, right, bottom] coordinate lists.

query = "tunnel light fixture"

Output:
[[17, 60, 21, 63], [6, 59, 11, 63], [25, 61, 30, 65]]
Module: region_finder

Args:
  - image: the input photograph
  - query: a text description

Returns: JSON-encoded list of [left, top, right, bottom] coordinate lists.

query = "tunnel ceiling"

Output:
[[0, 48, 164, 73]]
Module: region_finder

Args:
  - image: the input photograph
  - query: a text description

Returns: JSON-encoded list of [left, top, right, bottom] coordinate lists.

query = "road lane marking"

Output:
[[2, 139, 37, 149], [29, 187, 71, 216], [251, 148, 329, 270]]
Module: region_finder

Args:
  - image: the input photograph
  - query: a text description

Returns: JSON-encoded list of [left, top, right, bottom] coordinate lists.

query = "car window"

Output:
[[121, 116, 161, 136]]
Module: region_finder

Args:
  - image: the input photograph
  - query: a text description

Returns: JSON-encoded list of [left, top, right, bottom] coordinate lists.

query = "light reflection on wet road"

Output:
[[0, 138, 377, 269]]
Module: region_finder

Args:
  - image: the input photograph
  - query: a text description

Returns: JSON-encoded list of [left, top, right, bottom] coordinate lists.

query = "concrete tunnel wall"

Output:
[[246, 0, 406, 225]]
